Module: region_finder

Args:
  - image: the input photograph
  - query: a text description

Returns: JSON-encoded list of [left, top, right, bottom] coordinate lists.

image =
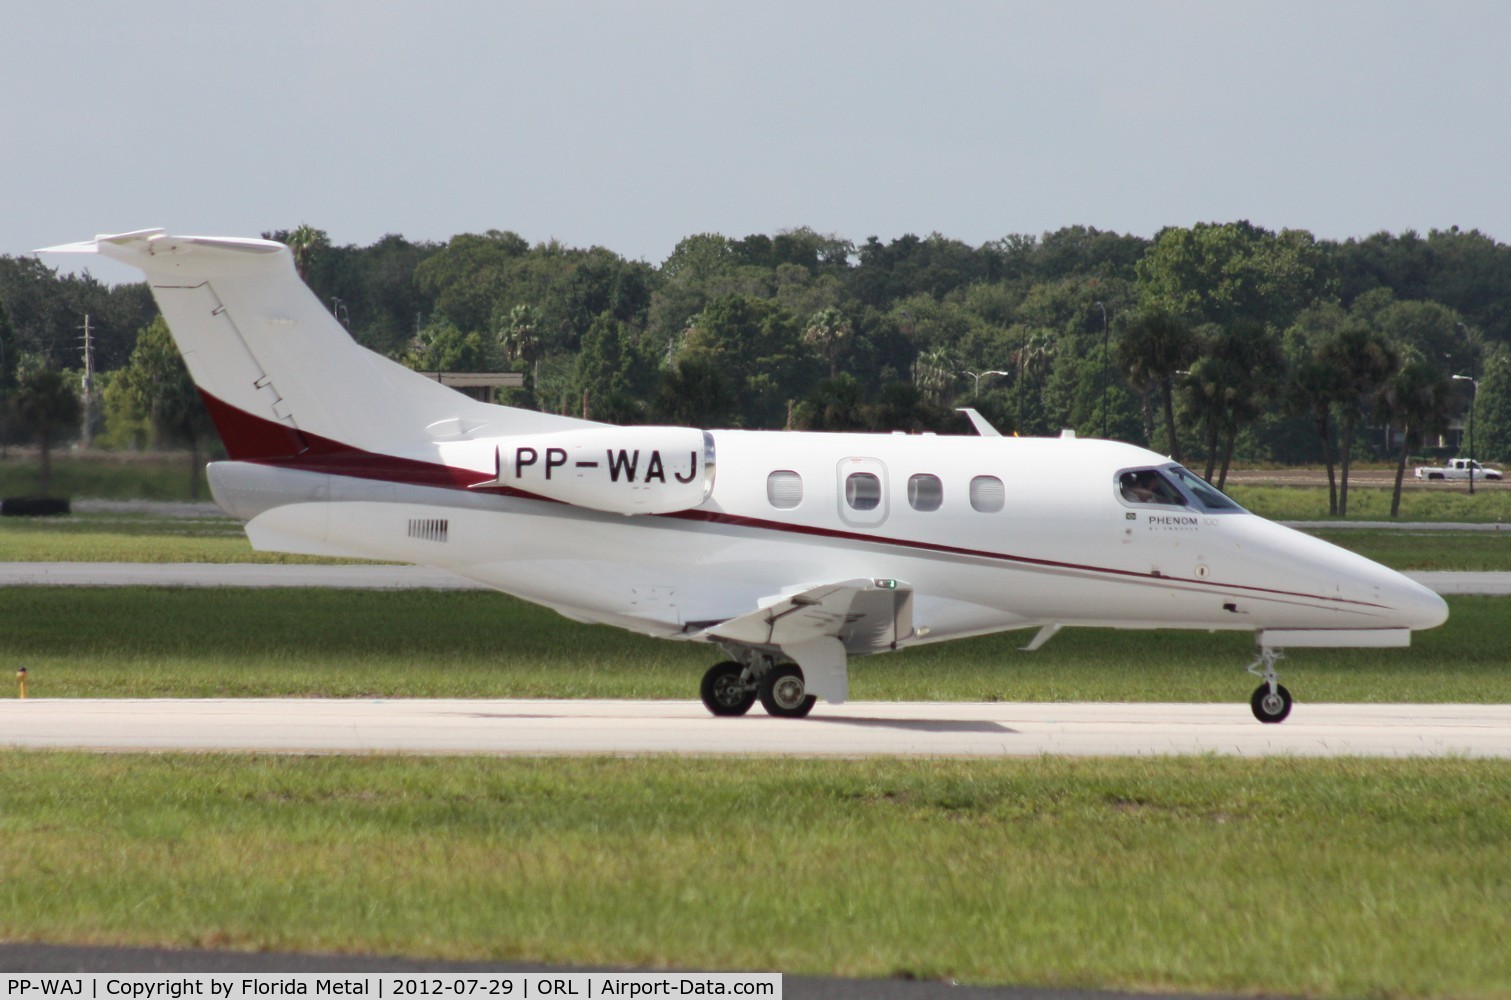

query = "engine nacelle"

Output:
[[477, 426, 715, 515]]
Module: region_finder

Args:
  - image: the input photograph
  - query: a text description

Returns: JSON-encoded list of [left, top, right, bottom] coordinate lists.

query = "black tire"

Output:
[[758, 664, 817, 718], [700, 661, 756, 716], [1428, 472, 1444, 480], [1250, 683, 1293, 724]]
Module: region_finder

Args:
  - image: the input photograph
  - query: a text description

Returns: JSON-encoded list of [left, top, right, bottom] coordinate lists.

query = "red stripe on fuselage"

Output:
[[197, 392, 1392, 613]]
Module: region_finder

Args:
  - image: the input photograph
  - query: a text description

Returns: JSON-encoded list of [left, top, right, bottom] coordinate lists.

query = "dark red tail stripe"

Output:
[[199, 389, 489, 491]]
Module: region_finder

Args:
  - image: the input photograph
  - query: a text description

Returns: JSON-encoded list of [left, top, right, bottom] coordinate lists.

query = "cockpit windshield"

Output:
[[1166, 465, 1245, 511], [1117, 465, 1246, 512]]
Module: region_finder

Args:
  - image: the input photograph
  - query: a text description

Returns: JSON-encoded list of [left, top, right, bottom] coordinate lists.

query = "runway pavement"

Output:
[[3, 562, 1510, 594], [4, 698, 1509, 758]]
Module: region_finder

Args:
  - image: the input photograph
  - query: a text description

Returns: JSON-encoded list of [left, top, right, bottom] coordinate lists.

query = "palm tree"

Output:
[[499, 304, 542, 397], [912, 349, 956, 406], [801, 307, 853, 378], [1116, 309, 1198, 462], [1287, 357, 1349, 515], [1317, 323, 1399, 517], [1377, 360, 1454, 518], [284, 224, 329, 283]]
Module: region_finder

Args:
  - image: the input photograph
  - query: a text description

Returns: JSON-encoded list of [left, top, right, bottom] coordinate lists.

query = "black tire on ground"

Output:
[[1250, 683, 1293, 724], [758, 663, 817, 718], [700, 661, 756, 716]]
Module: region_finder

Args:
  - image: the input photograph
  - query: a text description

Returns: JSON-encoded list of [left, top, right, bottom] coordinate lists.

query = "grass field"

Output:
[[2, 752, 1509, 999], [1227, 482, 1511, 522], [0, 453, 207, 501], [0, 512, 369, 564], [3, 587, 1507, 703], [1305, 527, 1511, 570]]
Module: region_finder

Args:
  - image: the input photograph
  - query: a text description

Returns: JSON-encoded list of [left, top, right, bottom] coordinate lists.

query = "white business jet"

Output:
[[41, 231, 1448, 723]]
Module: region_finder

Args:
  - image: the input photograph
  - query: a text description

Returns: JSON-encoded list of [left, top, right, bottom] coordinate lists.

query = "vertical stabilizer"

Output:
[[38, 231, 598, 461]]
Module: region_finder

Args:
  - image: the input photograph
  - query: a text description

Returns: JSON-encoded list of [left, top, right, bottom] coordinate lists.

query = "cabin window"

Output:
[[908, 474, 943, 512], [845, 472, 882, 511], [767, 470, 804, 509], [969, 475, 1004, 513], [1118, 469, 1186, 506]]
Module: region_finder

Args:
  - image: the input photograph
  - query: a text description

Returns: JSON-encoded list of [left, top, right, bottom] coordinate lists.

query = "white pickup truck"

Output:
[[1414, 458, 1504, 480]]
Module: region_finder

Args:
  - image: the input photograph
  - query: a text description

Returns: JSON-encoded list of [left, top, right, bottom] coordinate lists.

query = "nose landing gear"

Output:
[[1245, 647, 1293, 723]]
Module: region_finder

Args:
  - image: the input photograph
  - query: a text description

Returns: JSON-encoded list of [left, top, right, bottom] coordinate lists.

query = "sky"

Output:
[[5, 1, 1511, 284]]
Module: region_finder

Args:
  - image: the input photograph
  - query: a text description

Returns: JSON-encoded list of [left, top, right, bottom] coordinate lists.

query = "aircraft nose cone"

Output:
[[1385, 574, 1449, 631]]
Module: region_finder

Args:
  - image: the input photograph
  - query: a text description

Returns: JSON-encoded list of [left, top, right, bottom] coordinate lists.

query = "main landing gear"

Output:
[[699, 658, 817, 718], [1245, 647, 1293, 724]]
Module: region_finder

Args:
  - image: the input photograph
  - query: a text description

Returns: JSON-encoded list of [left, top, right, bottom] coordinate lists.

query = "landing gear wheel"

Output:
[[758, 663, 817, 718], [1250, 683, 1293, 724], [700, 661, 756, 716]]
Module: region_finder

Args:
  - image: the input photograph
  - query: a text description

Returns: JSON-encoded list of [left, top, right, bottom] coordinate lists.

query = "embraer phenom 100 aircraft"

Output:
[[41, 231, 1448, 723]]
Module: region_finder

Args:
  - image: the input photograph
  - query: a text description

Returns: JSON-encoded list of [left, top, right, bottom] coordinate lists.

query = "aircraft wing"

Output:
[[694, 578, 914, 653], [689, 578, 914, 705]]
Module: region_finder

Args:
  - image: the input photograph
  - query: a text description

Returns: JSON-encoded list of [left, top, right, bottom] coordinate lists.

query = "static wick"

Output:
[[16, 666, 27, 700]]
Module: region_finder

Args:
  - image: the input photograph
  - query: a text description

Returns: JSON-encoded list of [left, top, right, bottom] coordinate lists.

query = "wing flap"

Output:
[[695, 578, 914, 653]]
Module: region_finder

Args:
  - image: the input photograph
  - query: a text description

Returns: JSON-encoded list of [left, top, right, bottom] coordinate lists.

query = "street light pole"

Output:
[[1452, 374, 1479, 495], [1095, 301, 1109, 438], [959, 369, 1010, 397]]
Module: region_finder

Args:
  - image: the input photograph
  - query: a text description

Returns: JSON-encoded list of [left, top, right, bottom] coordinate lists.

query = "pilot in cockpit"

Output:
[[1120, 470, 1183, 506]]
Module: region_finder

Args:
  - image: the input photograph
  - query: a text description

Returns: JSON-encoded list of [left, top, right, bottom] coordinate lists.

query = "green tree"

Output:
[[1475, 345, 1511, 462], [1376, 360, 1455, 517], [274, 224, 331, 283], [1116, 308, 1198, 462], [114, 317, 215, 497], [0, 298, 15, 458], [1138, 221, 1330, 330], [1205, 320, 1283, 488], [1317, 323, 1399, 516], [793, 374, 868, 431], [14, 364, 81, 496], [911, 348, 957, 407], [801, 307, 854, 378], [653, 356, 735, 427]]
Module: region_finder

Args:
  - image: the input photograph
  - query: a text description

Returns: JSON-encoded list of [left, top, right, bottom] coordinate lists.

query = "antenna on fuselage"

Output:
[[956, 408, 1003, 438]]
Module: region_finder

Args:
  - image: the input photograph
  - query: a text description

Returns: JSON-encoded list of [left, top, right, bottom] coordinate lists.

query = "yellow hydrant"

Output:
[[16, 666, 26, 700]]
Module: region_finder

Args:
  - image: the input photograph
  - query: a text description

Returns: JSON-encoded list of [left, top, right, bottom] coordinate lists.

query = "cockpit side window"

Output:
[[1118, 469, 1185, 506]]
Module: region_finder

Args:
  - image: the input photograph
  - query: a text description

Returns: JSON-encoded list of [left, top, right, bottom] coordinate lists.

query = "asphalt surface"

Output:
[[5, 698, 1509, 758], [0, 943, 1248, 1000]]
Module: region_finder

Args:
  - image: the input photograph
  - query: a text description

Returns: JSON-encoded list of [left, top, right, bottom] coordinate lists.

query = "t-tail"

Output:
[[37, 230, 597, 466]]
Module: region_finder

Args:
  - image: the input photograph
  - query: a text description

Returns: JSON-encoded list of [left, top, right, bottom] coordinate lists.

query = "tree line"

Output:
[[2, 220, 1509, 513]]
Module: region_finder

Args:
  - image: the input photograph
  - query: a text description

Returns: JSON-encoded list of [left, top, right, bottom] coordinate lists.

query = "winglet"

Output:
[[957, 407, 1003, 437]]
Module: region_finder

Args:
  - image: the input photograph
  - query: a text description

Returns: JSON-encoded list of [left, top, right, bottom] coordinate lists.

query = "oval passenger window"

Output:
[[845, 472, 881, 511], [908, 474, 943, 512], [970, 475, 1004, 513], [767, 470, 804, 509]]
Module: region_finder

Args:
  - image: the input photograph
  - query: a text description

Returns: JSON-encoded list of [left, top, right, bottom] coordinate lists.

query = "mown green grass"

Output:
[[1304, 527, 1511, 570], [2, 753, 1508, 998], [4, 587, 1507, 703], [1229, 483, 1511, 522], [0, 453, 206, 501], [0, 513, 366, 564]]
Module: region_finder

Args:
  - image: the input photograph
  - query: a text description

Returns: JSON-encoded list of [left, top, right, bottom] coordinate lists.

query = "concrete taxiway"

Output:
[[3, 699, 1509, 758]]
